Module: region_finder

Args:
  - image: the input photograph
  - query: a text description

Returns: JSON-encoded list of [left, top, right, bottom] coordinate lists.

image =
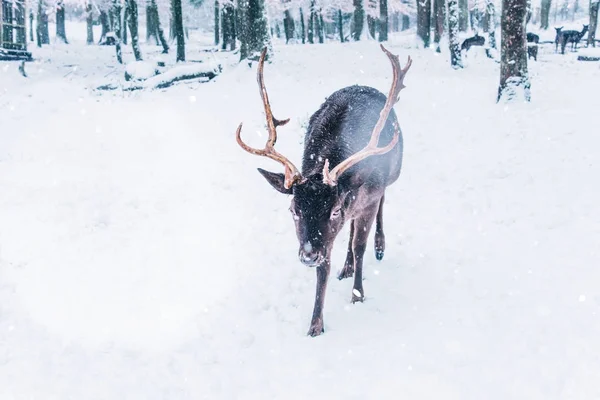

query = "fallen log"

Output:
[[96, 62, 221, 91]]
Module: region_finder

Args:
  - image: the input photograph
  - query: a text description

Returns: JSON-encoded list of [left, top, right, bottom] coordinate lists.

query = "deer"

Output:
[[461, 33, 485, 53], [558, 24, 589, 54], [235, 45, 412, 337]]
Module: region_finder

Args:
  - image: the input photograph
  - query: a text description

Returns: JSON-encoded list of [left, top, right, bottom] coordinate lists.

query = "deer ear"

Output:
[[257, 168, 293, 194]]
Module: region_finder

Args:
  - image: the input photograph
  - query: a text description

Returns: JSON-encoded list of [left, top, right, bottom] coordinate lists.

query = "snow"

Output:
[[2, 22, 600, 399], [125, 60, 159, 80]]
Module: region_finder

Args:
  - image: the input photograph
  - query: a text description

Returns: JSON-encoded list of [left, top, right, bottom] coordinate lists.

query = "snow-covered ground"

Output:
[[1, 22, 600, 399]]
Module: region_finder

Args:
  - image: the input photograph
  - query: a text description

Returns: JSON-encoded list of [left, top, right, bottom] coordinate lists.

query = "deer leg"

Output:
[[307, 259, 331, 337], [351, 204, 379, 304], [338, 220, 355, 280], [374, 195, 385, 261]]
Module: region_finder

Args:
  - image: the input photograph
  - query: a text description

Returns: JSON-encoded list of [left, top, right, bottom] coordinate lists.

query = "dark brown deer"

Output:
[[236, 45, 412, 336]]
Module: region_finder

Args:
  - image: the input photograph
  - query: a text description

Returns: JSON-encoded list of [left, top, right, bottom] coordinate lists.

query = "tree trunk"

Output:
[[417, 0, 432, 47], [147, 1, 158, 43], [379, 0, 388, 41], [318, 12, 324, 43], [526, 0, 533, 23], [486, 0, 497, 48], [36, 0, 43, 47], [222, 3, 235, 49], [56, 1, 68, 43], [540, 0, 551, 29], [113, 0, 123, 63], [41, 6, 50, 44], [353, 0, 364, 40], [126, 0, 142, 60], [237, 0, 248, 58], [448, 0, 463, 67], [589, 0, 599, 46], [122, 6, 128, 44], [100, 10, 110, 43], [149, 0, 169, 52], [458, 0, 468, 30], [308, 1, 316, 43], [433, 0, 445, 50], [498, 0, 530, 102], [300, 7, 306, 43], [214, 0, 220, 45], [86, 3, 94, 44], [338, 9, 344, 41], [283, 9, 294, 43], [172, 0, 185, 61], [402, 13, 410, 30], [29, 10, 34, 42], [238, 0, 271, 61]]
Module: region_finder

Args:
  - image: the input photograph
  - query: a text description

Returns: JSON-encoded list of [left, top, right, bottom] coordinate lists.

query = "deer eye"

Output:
[[330, 208, 342, 219]]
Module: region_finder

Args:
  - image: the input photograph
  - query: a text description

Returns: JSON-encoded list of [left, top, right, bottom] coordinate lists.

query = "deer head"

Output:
[[236, 46, 411, 267]]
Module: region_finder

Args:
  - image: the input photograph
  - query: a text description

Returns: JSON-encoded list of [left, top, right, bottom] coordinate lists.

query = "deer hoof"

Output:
[[337, 265, 354, 280], [351, 289, 365, 303], [375, 249, 384, 261], [307, 320, 325, 337]]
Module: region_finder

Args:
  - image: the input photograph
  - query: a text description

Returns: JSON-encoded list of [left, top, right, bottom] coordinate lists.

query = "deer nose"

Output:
[[299, 242, 322, 266]]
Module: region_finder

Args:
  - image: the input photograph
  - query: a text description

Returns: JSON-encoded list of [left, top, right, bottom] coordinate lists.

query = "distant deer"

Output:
[[236, 45, 412, 337], [461, 33, 485, 52], [527, 32, 539, 61], [557, 25, 589, 54], [554, 27, 564, 53]]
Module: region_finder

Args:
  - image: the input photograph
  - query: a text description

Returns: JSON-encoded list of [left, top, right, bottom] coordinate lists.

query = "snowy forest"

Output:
[[1, 0, 600, 394]]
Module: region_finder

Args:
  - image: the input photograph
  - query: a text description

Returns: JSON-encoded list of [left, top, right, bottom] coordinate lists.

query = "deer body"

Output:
[[556, 25, 589, 53], [237, 45, 411, 336]]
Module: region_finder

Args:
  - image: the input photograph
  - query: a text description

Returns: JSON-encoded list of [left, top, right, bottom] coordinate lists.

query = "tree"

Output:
[[145, 0, 169, 52], [56, 0, 68, 43], [448, 0, 463, 67], [433, 0, 445, 51], [214, 0, 220, 45], [459, 0, 468, 30], [353, 0, 364, 40], [417, 0, 431, 47], [172, 0, 185, 61], [126, 0, 143, 60], [485, 0, 497, 48], [283, 9, 295, 43], [540, 0, 551, 28], [86, 3, 94, 44], [589, 0, 599, 46], [338, 9, 344, 41], [498, 0, 530, 102], [112, 0, 123, 63], [238, 0, 271, 61], [222, 0, 236, 49], [379, 0, 388, 41], [300, 7, 306, 42]]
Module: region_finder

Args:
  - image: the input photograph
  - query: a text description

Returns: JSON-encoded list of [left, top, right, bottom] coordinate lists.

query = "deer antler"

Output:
[[322, 44, 412, 186], [236, 47, 303, 190]]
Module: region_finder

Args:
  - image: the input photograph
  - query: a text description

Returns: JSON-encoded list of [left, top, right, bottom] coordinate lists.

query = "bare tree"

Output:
[[498, 0, 531, 102], [433, 0, 445, 51], [86, 2, 94, 44], [485, 0, 497, 48], [448, 0, 463, 67], [353, 0, 365, 40], [126, 0, 142, 60], [379, 0, 388, 41], [589, 0, 599, 46], [172, 0, 185, 61], [417, 0, 432, 47], [540, 0, 551, 28], [56, 0, 68, 43]]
